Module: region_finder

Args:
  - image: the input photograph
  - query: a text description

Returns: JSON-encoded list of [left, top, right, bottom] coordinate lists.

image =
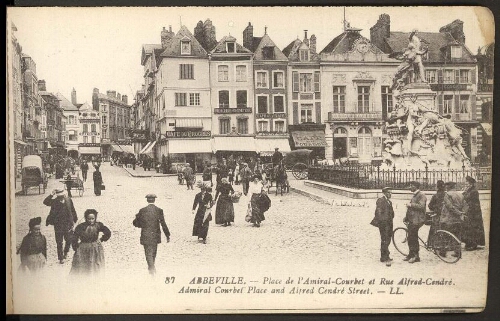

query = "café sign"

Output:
[[256, 113, 286, 119], [214, 108, 252, 114], [165, 131, 211, 138]]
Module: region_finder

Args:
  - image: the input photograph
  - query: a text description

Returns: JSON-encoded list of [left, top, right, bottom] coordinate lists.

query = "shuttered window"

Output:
[[179, 64, 194, 79], [292, 72, 299, 92], [314, 71, 320, 92], [175, 93, 187, 106]]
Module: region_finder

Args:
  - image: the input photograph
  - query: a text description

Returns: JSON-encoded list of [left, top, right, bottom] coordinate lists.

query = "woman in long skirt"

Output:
[[248, 175, 265, 227], [214, 178, 234, 226], [17, 217, 47, 273], [70, 209, 111, 276], [92, 164, 103, 196], [192, 187, 213, 244], [462, 176, 486, 251]]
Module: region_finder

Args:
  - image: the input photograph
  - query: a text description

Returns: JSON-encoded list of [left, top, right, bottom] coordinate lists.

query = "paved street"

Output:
[[11, 163, 490, 313]]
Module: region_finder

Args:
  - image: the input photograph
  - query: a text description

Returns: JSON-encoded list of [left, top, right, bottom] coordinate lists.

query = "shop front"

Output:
[[212, 136, 257, 163], [166, 131, 212, 173], [255, 136, 291, 162], [288, 124, 327, 159], [79, 143, 101, 160]]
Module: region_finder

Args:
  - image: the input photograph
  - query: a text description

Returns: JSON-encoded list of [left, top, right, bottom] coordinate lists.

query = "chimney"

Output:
[[71, 88, 77, 105], [107, 90, 116, 98], [370, 14, 391, 53], [203, 19, 217, 51], [194, 21, 206, 50], [243, 22, 254, 50], [310, 34, 317, 54], [117, 93, 121, 101], [161, 26, 174, 48], [303, 30, 309, 47], [439, 19, 465, 44], [122, 95, 128, 104], [92, 88, 100, 111], [38, 80, 46, 91]]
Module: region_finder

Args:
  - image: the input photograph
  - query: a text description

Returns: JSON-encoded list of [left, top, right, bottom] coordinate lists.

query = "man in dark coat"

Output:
[[371, 187, 395, 265], [133, 194, 170, 275], [403, 181, 427, 263], [43, 188, 78, 264], [427, 180, 446, 245], [463, 176, 486, 251], [80, 161, 89, 182], [272, 148, 284, 167]]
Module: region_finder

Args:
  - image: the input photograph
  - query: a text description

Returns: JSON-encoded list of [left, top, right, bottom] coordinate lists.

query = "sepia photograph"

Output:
[[6, 6, 494, 314]]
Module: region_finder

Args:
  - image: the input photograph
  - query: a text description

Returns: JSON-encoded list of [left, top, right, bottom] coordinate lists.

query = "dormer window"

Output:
[[181, 40, 191, 55], [451, 46, 462, 59], [226, 42, 236, 53], [262, 46, 275, 59], [299, 49, 309, 61]]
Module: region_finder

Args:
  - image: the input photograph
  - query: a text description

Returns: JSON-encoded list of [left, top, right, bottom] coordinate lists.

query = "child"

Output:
[[234, 164, 240, 185], [228, 169, 234, 185], [17, 217, 47, 273]]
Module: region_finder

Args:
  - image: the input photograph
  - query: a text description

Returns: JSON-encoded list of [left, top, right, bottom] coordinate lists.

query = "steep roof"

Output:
[[251, 34, 288, 61], [282, 38, 302, 58], [320, 29, 384, 55], [55, 93, 78, 111], [141, 44, 162, 65], [96, 93, 130, 106], [385, 31, 476, 63], [246, 36, 262, 52], [78, 102, 94, 112], [159, 25, 208, 58], [282, 38, 319, 62], [211, 35, 252, 54]]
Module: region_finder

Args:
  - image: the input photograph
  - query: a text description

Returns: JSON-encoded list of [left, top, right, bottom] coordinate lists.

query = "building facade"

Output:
[[21, 54, 40, 154], [10, 23, 25, 176], [475, 43, 494, 161], [56, 91, 80, 159], [78, 102, 101, 158]]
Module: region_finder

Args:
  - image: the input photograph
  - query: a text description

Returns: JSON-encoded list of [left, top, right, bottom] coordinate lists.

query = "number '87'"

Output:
[[165, 277, 175, 284]]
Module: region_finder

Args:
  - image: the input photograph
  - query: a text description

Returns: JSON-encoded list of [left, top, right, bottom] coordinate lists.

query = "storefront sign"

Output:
[[256, 131, 288, 136], [430, 84, 468, 91], [165, 131, 211, 138], [291, 131, 328, 147], [131, 130, 148, 141], [256, 113, 286, 119], [79, 143, 101, 147], [214, 108, 252, 114]]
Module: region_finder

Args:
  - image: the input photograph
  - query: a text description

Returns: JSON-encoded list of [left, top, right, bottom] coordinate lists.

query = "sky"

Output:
[[8, 6, 494, 104]]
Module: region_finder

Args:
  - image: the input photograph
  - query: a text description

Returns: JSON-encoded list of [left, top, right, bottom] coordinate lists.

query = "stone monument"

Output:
[[383, 31, 470, 170]]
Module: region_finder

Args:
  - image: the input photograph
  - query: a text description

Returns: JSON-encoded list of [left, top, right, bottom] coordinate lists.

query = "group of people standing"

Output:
[[372, 176, 485, 266]]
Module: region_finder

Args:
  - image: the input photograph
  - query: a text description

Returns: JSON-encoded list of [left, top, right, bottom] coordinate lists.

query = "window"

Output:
[[220, 119, 230, 134], [179, 64, 194, 79], [91, 124, 96, 132], [333, 86, 346, 113], [273, 71, 284, 88], [69, 131, 77, 141], [273, 96, 284, 113], [314, 71, 320, 92], [83, 136, 88, 143], [189, 93, 200, 106], [258, 121, 268, 132], [459, 95, 469, 113], [357, 86, 370, 113], [257, 96, 268, 113], [226, 42, 235, 53], [219, 91, 229, 108], [237, 118, 248, 134], [443, 95, 453, 114], [299, 73, 313, 92], [100, 104, 107, 112], [460, 70, 470, 83], [181, 40, 191, 55], [256, 71, 268, 88], [91, 136, 96, 144], [175, 93, 187, 106], [381, 86, 393, 113], [451, 46, 462, 59], [425, 70, 437, 83], [300, 104, 313, 123], [292, 72, 299, 92], [218, 65, 229, 82], [83, 124, 88, 133], [68, 115, 76, 124], [262, 46, 275, 59], [299, 49, 309, 61], [275, 121, 285, 133], [236, 91, 247, 108], [444, 69, 454, 83], [236, 65, 247, 82]]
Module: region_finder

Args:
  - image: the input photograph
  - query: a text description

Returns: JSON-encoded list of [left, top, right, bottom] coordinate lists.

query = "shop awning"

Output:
[[291, 131, 327, 148], [14, 140, 27, 145], [168, 139, 212, 154], [139, 142, 152, 154], [67, 145, 79, 151], [480, 123, 492, 136], [255, 138, 291, 156], [212, 136, 256, 152], [176, 118, 203, 128], [118, 144, 135, 154], [142, 141, 156, 154], [79, 146, 101, 154]]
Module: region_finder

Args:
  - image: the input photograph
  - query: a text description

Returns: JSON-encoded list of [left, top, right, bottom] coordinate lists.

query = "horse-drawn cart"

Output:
[[60, 171, 85, 197], [21, 155, 47, 195], [283, 149, 313, 180]]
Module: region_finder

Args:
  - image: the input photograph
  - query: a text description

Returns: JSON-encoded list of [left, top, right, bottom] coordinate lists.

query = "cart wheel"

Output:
[[292, 163, 308, 180], [79, 186, 84, 197]]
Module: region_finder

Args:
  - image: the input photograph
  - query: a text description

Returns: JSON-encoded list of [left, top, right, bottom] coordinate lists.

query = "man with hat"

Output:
[[133, 194, 170, 275], [440, 181, 468, 252], [239, 162, 253, 196], [43, 188, 78, 264], [403, 181, 427, 263], [371, 187, 395, 266], [463, 176, 485, 251], [272, 147, 283, 168]]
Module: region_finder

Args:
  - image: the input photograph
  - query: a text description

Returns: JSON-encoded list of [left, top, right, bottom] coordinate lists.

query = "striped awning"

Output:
[[175, 118, 203, 128], [142, 141, 156, 154], [480, 123, 492, 136], [139, 142, 152, 154]]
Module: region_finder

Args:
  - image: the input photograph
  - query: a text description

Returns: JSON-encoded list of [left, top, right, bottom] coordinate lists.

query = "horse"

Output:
[[272, 163, 289, 196]]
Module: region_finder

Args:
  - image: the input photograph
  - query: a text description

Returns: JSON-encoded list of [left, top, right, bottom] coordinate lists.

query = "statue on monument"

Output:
[[391, 30, 428, 90]]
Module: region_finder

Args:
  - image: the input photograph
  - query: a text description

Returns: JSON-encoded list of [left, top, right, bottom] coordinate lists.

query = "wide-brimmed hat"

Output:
[[52, 188, 65, 199], [465, 176, 476, 184]]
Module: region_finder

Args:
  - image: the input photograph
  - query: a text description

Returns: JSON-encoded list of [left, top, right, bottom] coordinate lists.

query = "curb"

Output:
[[121, 166, 178, 178], [289, 186, 331, 205]]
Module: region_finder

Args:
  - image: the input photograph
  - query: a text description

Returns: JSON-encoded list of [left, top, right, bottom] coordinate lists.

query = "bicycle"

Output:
[[392, 213, 462, 264]]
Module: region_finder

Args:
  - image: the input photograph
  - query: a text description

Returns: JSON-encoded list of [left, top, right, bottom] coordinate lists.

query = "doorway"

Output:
[[333, 127, 348, 159], [358, 127, 373, 163]]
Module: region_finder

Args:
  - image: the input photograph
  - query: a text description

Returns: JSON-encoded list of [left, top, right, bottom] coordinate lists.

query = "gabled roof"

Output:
[[211, 35, 252, 54], [252, 34, 288, 61], [141, 44, 162, 65], [245, 36, 262, 52], [385, 31, 475, 63], [78, 102, 94, 112], [282, 39, 302, 58], [159, 25, 208, 58], [320, 29, 384, 55], [282, 38, 319, 62], [96, 93, 130, 106], [55, 93, 79, 111]]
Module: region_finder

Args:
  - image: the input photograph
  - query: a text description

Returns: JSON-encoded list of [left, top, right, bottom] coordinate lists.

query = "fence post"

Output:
[[393, 164, 396, 188], [377, 164, 380, 189], [425, 163, 429, 190]]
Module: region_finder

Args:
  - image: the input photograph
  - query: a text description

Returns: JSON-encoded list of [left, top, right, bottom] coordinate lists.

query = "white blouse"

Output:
[[249, 181, 263, 194]]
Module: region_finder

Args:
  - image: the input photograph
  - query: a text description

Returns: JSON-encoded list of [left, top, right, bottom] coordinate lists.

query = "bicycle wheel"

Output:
[[432, 230, 461, 264], [392, 227, 409, 256]]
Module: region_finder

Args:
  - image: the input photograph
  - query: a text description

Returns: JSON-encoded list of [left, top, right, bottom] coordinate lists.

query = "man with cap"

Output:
[[43, 188, 78, 264], [272, 147, 284, 168], [371, 187, 395, 266], [133, 194, 170, 275], [440, 181, 468, 253], [403, 181, 427, 263]]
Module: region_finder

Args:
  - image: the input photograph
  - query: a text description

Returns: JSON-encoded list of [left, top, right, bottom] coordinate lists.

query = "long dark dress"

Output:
[[250, 194, 266, 224], [192, 192, 213, 240], [463, 186, 486, 248], [93, 170, 103, 196], [70, 221, 111, 275], [17, 232, 47, 272], [215, 183, 234, 224]]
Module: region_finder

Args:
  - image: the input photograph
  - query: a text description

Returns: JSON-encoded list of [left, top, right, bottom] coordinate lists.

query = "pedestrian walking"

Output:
[[133, 194, 170, 275], [228, 169, 234, 185], [370, 187, 394, 266], [240, 163, 252, 196], [192, 186, 213, 244], [202, 162, 213, 187], [462, 176, 486, 251], [214, 178, 235, 227], [403, 181, 426, 263], [183, 163, 195, 190], [216, 159, 229, 186], [65, 173, 73, 198], [16, 217, 47, 273], [43, 188, 78, 264], [234, 163, 240, 185], [246, 175, 267, 227], [70, 209, 111, 276], [80, 161, 89, 182], [427, 180, 446, 245], [92, 164, 103, 196]]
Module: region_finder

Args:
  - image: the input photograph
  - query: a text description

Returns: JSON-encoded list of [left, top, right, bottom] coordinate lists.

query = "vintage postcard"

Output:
[[6, 6, 493, 314]]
